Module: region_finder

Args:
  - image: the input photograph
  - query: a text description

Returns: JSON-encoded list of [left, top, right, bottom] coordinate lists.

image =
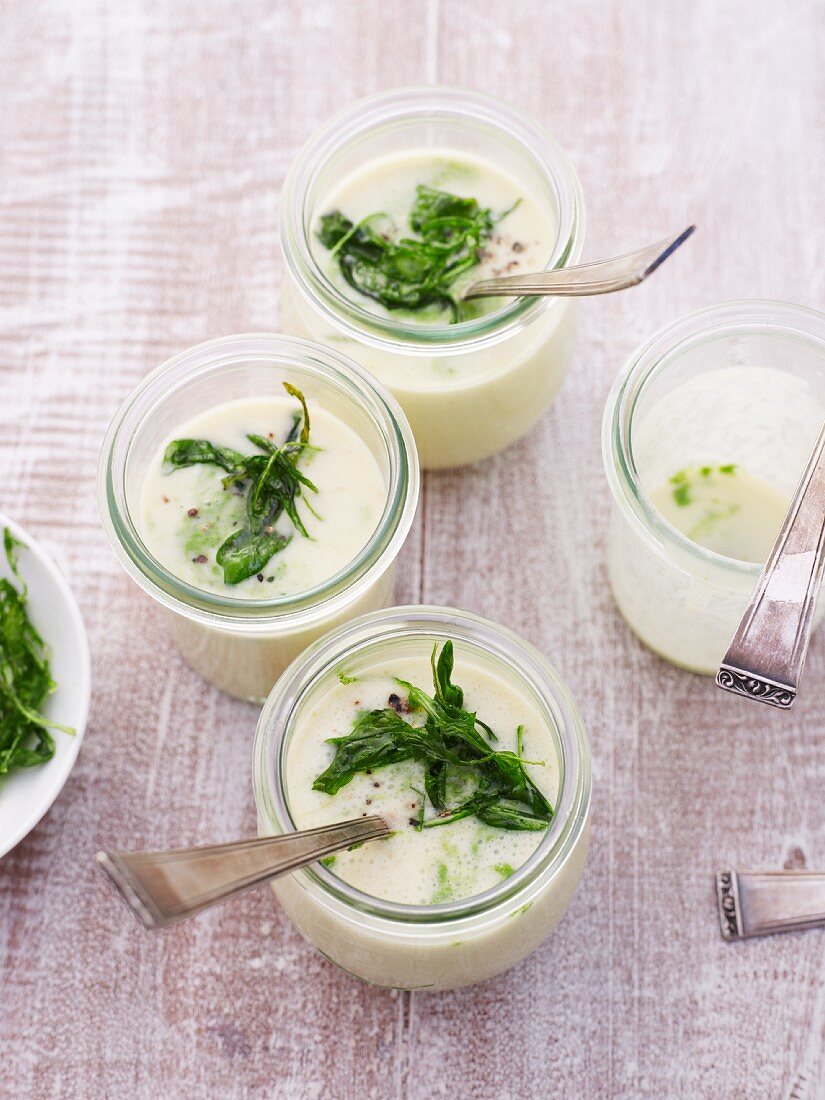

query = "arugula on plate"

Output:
[[0, 529, 73, 781]]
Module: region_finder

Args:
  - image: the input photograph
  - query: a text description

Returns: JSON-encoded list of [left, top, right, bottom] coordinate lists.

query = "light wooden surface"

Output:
[[3, 2, 825, 1097]]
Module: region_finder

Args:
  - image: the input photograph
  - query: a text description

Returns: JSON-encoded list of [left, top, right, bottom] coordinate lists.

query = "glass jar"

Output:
[[280, 87, 585, 469], [253, 605, 591, 991], [603, 300, 825, 673], [99, 334, 419, 701]]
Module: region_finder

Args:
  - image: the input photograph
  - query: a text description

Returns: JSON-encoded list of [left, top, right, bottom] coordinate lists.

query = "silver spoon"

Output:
[[463, 225, 695, 300], [716, 419, 825, 708], [717, 868, 825, 939], [96, 814, 390, 929]]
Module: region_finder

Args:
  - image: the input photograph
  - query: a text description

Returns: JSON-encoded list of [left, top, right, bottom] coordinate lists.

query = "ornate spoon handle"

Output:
[[717, 870, 825, 939], [716, 420, 825, 708], [96, 815, 389, 929]]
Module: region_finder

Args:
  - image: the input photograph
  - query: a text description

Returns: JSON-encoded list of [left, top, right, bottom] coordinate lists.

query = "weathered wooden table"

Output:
[[3, 3, 825, 1096]]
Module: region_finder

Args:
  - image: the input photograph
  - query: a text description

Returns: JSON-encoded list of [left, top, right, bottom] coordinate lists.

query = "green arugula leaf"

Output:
[[215, 527, 291, 586], [433, 639, 464, 711], [317, 210, 355, 251], [313, 708, 418, 795], [478, 802, 552, 831], [283, 382, 311, 446], [424, 760, 447, 811], [163, 439, 245, 473], [0, 530, 74, 783]]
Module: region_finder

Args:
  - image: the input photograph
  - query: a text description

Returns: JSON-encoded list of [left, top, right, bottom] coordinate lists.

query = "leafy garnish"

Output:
[[163, 440, 245, 473], [163, 382, 318, 585], [312, 641, 553, 833], [317, 184, 518, 322], [0, 529, 73, 781]]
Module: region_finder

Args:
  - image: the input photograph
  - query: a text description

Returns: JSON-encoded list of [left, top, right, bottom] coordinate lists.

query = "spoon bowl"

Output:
[[96, 815, 390, 929]]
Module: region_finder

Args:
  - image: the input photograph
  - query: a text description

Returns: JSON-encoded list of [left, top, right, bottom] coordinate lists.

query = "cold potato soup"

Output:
[[280, 87, 585, 469], [100, 335, 418, 701], [255, 609, 592, 991]]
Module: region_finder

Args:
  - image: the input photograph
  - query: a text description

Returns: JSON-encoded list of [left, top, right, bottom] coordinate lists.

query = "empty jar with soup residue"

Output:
[[602, 301, 825, 673]]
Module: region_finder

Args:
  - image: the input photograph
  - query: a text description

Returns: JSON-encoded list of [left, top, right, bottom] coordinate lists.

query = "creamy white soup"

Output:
[[285, 643, 558, 905], [140, 392, 385, 598], [312, 148, 556, 326]]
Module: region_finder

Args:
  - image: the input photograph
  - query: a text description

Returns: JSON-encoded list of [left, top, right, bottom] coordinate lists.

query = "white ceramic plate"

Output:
[[0, 514, 91, 858]]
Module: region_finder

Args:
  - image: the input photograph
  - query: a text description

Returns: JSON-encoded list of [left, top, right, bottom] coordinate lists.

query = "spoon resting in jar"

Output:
[[716, 418, 825, 708], [96, 815, 390, 929], [462, 225, 695, 300]]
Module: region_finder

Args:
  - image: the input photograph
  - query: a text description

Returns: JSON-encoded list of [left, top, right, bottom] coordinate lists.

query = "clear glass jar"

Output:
[[280, 87, 585, 469], [253, 605, 591, 991], [603, 300, 825, 673], [99, 335, 419, 701]]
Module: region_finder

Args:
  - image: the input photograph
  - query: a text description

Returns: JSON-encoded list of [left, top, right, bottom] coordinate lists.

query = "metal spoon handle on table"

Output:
[[716, 420, 825, 709], [717, 869, 825, 940], [463, 225, 695, 300], [96, 815, 389, 929]]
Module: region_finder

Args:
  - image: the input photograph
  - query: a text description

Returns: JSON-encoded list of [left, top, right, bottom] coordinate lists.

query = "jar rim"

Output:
[[280, 85, 585, 355], [253, 605, 592, 929], [98, 333, 419, 632], [602, 299, 825, 577]]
